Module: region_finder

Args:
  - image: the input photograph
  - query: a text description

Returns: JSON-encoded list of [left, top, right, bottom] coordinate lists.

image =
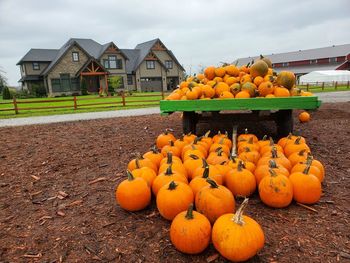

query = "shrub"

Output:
[[80, 78, 88, 95], [31, 83, 47, 97], [2, 86, 11, 100]]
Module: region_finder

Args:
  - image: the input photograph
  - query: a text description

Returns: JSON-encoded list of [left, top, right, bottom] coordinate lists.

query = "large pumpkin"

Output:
[[116, 171, 151, 211], [258, 169, 293, 208], [195, 179, 235, 224], [212, 198, 265, 262], [276, 71, 296, 90], [170, 203, 211, 254], [250, 60, 269, 78]]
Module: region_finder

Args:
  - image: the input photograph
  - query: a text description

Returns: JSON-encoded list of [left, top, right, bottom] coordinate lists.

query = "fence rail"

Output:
[[0, 91, 170, 115], [298, 81, 350, 91]]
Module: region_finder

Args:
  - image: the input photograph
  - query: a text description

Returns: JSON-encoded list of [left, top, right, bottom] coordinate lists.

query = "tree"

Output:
[[108, 75, 123, 94], [2, 86, 11, 100], [0, 67, 7, 94]]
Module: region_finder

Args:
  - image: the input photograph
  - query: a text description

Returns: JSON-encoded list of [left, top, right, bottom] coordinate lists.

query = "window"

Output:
[[282, 62, 289, 67], [165, 60, 173, 69], [32, 62, 40, 70], [103, 56, 122, 69], [146, 60, 155, 69], [72, 52, 79, 62], [310, 59, 317, 64], [127, 75, 133, 85], [329, 57, 337, 63]]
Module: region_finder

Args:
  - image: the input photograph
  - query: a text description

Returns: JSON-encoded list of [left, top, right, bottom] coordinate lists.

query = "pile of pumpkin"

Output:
[[115, 130, 324, 262], [165, 56, 313, 100]]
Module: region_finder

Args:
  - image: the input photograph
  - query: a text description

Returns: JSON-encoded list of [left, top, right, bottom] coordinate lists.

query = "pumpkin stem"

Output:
[[165, 165, 173, 176], [271, 147, 278, 158], [262, 135, 267, 141], [206, 178, 219, 188], [216, 148, 224, 156], [303, 162, 312, 175], [224, 131, 228, 138], [237, 160, 244, 171], [269, 137, 274, 146], [189, 154, 199, 160], [135, 158, 141, 169], [229, 155, 237, 163], [201, 158, 208, 168], [204, 130, 211, 138], [220, 161, 227, 165], [150, 146, 159, 154], [305, 154, 313, 166], [260, 54, 264, 59], [268, 159, 278, 168], [169, 140, 174, 146], [185, 203, 194, 220], [269, 168, 277, 177], [193, 136, 200, 144], [298, 149, 307, 156], [287, 133, 293, 139], [166, 152, 173, 164], [295, 136, 302, 145], [244, 147, 251, 152], [233, 198, 249, 225], [168, 181, 178, 190], [127, 170, 135, 181]]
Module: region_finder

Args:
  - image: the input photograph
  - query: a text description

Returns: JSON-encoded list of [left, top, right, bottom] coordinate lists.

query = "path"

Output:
[[0, 91, 349, 127]]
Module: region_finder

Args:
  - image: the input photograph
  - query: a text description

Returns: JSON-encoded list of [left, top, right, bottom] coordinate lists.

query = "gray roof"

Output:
[[134, 38, 159, 70], [17, 49, 58, 65], [18, 75, 43, 82], [274, 63, 344, 75], [233, 44, 350, 66], [121, 49, 141, 74]]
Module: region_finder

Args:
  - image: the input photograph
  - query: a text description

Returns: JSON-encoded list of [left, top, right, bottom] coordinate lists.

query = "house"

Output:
[[17, 38, 185, 96], [233, 44, 350, 81]]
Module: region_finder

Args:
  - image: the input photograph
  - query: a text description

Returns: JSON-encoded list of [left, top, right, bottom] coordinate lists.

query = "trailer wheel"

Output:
[[182, 112, 197, 134], [276, 110, 293, 138]]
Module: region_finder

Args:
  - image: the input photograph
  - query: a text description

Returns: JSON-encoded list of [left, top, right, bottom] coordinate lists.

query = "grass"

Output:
[[0, 92, 165, 119], [297, 85, 349, 93]]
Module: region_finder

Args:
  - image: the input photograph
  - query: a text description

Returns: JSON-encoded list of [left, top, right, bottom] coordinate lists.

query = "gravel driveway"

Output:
[[0, 91, 349, 127]]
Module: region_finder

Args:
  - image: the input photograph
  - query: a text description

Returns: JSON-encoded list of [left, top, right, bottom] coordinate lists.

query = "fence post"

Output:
[[121, 91, 126, 106], [306, 83, 309, 91], [13, 97, 18, 114], [335, 81, 338, 90], [347, 81, 350, 89], [322, 82, 325, 91], [161, 88, 165, 100], [73, 96, 77, 110]]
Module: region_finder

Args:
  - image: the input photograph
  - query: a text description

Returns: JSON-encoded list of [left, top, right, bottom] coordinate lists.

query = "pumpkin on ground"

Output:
[[156, 181, 194, 220], [131, 167, 157, 187], [143, 147, 163, 169], [225, 161, 256, 197], [212, 198, 265, 262], [152, 166, 188, 196], [258, 169, 293, 208], [156, 130, 176, 149], [195, 179, 235, 224], [299, 111, 311, 123], [127, 156, 157, 173], [170, 203, 211, 254], [116, 171, 151, 211]]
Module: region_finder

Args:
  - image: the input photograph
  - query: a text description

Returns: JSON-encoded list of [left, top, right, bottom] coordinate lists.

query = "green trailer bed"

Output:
[[160, 96, 322, 136]]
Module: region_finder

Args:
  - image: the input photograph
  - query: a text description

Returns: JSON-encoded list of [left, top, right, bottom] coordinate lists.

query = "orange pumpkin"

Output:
[[212, 198, 265, 262], [257, 147, 292, 171], [170, 203, 211, 254], [258, 169, 293, 208], [206, 148, 229, 165], [225, 65, 240, 76], [195, 179, 235, 224], [235, 91, 250, 98], [277, 133, 306, 149], [274, 86, 290, 97], [215, 82, 230, 97], [291, 155, 324, 182], [127, 156, 158, 173], [253, 76, 264, 87], [238, 147, 261, 164], [225, 161, 256, 197], [215, 67, 226, 77], [219, 91, 234, 99], [299, 111, 310, 123], [131, 167, 157, 187], [250, 60, 268, 78], [116, 171, 151, 211], [258, 81, 274, 97], [183, 154, 204, 180], [237, 128, 258, 143], [156, 130, 176, 149], [156, 181, 194, 220], [143, 146, 164, 169], [201, 84, 215, 98], [284, 137, 311, 157], [190, 166, 218, 197], [152, 166, 188, 196], [254, 159, 290, 185], [204, 66, 216, 80], [230, 83, 241, 96], [161, 141, 181, 157], [192, 159, 224, 185], [288, 149, 310, 166], [276, 71, 296, 90]]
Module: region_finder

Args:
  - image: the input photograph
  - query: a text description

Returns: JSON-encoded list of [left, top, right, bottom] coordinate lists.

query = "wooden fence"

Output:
[[0, 91, 169, 115], [298, 81, 350, 91]]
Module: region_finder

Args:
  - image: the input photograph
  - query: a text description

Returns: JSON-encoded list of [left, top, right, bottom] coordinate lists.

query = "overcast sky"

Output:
[[0, 0, 349, 86]]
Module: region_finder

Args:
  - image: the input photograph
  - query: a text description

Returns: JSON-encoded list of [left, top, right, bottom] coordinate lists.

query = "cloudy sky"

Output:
[[0, 0, 349, 86]]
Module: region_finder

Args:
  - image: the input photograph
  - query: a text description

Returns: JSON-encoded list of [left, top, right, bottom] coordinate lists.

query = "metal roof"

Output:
[[233, 44, 350, 66], [17, 49, 58, 65], [274, 63, 344, 74], [121, 49, 141, 74]]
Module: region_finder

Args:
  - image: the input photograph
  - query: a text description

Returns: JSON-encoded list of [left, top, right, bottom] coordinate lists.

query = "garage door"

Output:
[[140, 77, 162, 92]]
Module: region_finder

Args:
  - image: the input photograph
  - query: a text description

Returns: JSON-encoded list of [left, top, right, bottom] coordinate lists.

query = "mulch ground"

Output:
[[0, 102, 349, 263]]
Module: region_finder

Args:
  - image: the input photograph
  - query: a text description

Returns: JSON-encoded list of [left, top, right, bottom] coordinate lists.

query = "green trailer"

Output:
[[160, 96, 322, 137]]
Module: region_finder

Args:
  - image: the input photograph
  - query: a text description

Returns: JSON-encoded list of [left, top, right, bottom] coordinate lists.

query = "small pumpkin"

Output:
[[183, 154, 204, 180], [215, 82, 230, 97], [152, 165, 188, 196], [241, 82, 257, 97], [235, 91, 250, 98], [284, 137, 311, 158], [206, 148, 229, 165], [170, 203, 211, 254], [259, 55, 272, 68], [204, 66, 216, 80], [257, 147, 292, 171], [215, 67, 226, 78], [157, 181, 194, 220], [289, 163, 322, 204], [237, 128, 258, 143], [274, 86, 290, 97], [276, 71, 296, 90], [225, 161, 256, 197], [143, 146, 163, 169], [277, 133, 306, 149], [156, 130, 176, 149], [258, 169, 293, 208], [258, 81, 274, 97], [195, 179, 235, 224], [254, 159, 290, 185], [299, 111, 310, 123], [190, 165, 217, 197], [219, 91, 234, 99], [192, 159, 224, 185], [161, 140, 181, 157], [116, 171, 151, 211], [291, 155, 324, 182], [212, 198, 265, 262], [238, 147, 260, 164], [288, 149, 310, 166], [127, 156, 157, 173], [250, 60, 269, 78], [183, 132, 197, 144], [131, 167, 157, 187], [225, 65, 240, 76]]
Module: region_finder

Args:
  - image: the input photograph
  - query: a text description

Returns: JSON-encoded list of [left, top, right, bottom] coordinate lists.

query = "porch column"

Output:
[[104, 74, 108, 93]]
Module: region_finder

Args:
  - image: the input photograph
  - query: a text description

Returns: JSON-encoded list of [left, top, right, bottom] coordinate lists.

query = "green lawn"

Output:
[[297, 85, 349, 93], [0, 92, 165, 119]]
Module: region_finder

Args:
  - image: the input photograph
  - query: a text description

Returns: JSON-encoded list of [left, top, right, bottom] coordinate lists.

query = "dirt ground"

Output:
[[0, 102, 349, 263]]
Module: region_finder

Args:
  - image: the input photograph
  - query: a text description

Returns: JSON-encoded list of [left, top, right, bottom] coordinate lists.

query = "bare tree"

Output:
[[0, 66, 8, 93]]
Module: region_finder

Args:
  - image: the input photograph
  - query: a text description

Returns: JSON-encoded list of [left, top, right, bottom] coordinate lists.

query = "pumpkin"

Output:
[[291, 155, 324, 182], [116, 171, 151, 211], [183, 149, 205, 161], [183, 132, 197, 144], [212, 131, 227, 142], [204, 66, 216, 80], [195, 179, 235, 224], [131, 167, 157, 187], [215, 82, 230, 97], [253, 76, 264, 87], [230, 83, 241, 95], [210, 143, 230, 156], [182, 142, 208, 159], [170, 203, 211, 254], [143, 146, 163, 169], [254, 159, 290, 185], [238, 129, 258, 143], [257, 147, 292, 171], [219, 91, 234, 99], [161, 140, 181, 157], [250, 60, 269, 78], [259, 55, 272, 68], [299, 111, 310, 123], [276, 71, 296, 90], [241, 82, 257, 97], [225, 161, 256, 197], [156, 181, 194, 220], [213, 134, 232, 149], [183, 154, 204, 180], [226, 76, 238, 86], [260, 137, 284, 156], [152, 166, 188, 196], [215, 67, 226, 77], [225, 65, 240, 76], [165, 92, 181, 100], [277, 133, 306, 148], [192, 159, 224, 185], [186, 87, 199, 100], [156, 130, 176, 149], [238, 147, 260, 164], [190, 166, 218, 197], [274, 86, 290, 97], [158, 153, 187, 177], [235, 91, 250, 98], [258, 81, 274, 97], [127, 156, 157, 173], [201, 130, 213, 148], [288, 149, 310, 166], [212, 198, 265, 262], [174, 138, 187, 153], [258, 169, 293, 208], [289, 163, 322, 204], [238, 137, 260, 154], [202, 84, 215, 98], [206, 148, 229, 165], [284, 137, 311, 158]]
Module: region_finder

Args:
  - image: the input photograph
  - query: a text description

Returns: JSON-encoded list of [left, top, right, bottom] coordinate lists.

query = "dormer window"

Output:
[[165, 60, 173, 69], [146, 60, 155, 69], [32, 62, 40, 70], [72, 52, 79, 62]]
